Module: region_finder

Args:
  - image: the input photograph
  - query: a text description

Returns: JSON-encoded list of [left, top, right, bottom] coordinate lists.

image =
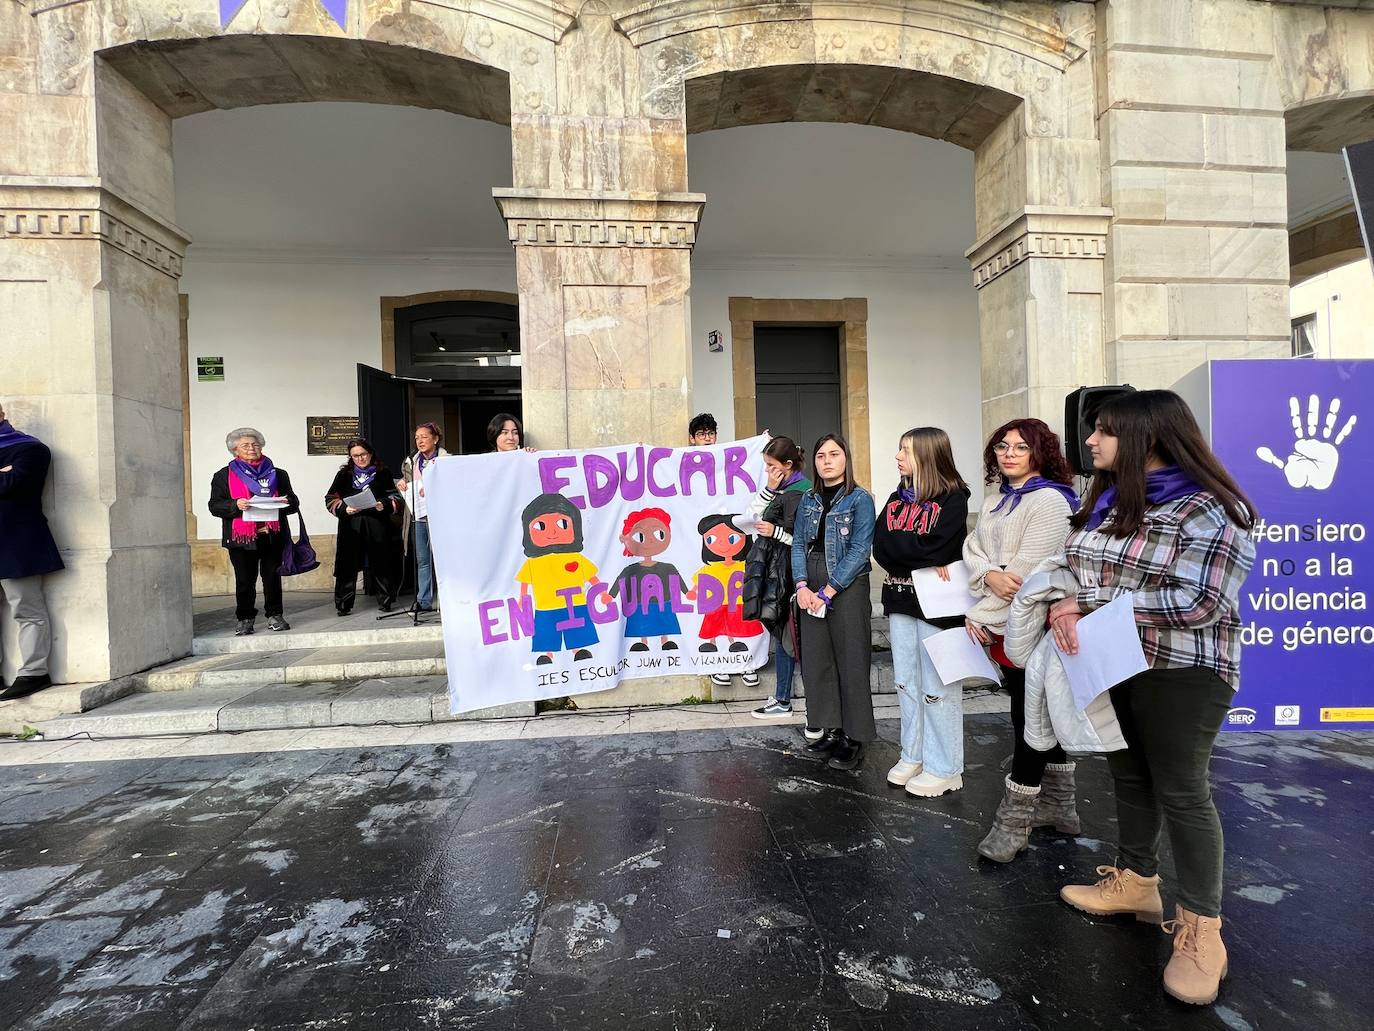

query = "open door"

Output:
[[357, 364, 412, 472]]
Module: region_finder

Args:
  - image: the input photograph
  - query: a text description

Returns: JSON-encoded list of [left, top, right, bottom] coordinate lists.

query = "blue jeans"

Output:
[[414, 518, 435, 608], [889, 613, 964, 778], [773, 638, 797, 704]]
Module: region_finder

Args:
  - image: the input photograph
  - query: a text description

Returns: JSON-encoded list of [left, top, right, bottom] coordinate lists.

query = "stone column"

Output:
[[494, 0, 704, 450], [1, 43, 192, 684], [966, 207, 1112, 438], [1096, 0, 1290, 387]]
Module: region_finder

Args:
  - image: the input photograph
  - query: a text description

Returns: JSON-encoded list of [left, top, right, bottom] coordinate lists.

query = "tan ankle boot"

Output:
[[1162, 905, 1228, 1005], [1060, 865, 1164, 923]]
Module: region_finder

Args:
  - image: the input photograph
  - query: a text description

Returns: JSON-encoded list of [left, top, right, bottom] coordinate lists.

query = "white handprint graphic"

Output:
[[1255, 394, 1356, 491]]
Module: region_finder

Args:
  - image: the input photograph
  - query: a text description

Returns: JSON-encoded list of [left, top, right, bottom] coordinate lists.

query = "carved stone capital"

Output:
[[493, 189, 706, 249], [965, 207, 1112, 290], [0, 181, 191, 279]]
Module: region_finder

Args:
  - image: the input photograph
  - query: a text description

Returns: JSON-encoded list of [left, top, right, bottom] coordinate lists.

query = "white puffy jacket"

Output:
[[1005, 555, 1127, 754]]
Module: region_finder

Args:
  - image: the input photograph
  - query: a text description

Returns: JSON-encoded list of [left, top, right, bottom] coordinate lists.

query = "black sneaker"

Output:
[[710, 673, 732, 687], [234, 619, 255, 636], [741, 672, 760, 688], [751, 699, 792, 720], [266, 615, 290, 632]]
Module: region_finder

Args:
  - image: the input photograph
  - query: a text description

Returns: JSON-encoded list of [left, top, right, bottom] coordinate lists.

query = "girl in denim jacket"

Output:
[[790, 434, 876, 770]]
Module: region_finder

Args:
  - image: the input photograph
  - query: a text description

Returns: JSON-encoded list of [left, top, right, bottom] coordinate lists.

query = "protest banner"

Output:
[[1210, 359, 1372, 732], [424, 435, 772, 712]]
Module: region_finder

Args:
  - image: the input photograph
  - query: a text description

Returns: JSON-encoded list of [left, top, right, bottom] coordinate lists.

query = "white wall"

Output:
[[183, 257, 517, 539], [1290, 257, 1374, 359], [692, 262, 984, 502]]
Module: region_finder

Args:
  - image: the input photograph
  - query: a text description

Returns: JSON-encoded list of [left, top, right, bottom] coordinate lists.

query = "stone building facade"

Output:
[[3, 0, 1372, 684]]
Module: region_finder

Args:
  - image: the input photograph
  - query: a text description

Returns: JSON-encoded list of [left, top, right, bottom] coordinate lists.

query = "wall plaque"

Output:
[[306, 416, 361, 456], [196, 356, 224, 382]]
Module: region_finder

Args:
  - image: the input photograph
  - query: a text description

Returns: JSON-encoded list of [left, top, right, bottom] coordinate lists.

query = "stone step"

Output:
[[34, 675, 534, 739], [192, 623, 446, 656], [0, 677, 140, 736], [141, 643, 447, 691]]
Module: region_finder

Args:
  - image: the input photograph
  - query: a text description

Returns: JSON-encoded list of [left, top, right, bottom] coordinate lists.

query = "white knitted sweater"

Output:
[[962, 487, 1074, 632]]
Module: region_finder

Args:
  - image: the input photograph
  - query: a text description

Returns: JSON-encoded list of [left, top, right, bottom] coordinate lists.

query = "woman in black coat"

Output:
[[208, 427, 301, 636], [325, 437, 403, 616]]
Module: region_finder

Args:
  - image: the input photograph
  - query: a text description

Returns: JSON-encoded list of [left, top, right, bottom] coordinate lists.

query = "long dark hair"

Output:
[[981, 417, 1073, 486], [764, 435, 804, 473], [1069, 389, 1256, 537], [811, 433, 858, 497], [340, 437, 377, 472], [487, 413, 524, 450]]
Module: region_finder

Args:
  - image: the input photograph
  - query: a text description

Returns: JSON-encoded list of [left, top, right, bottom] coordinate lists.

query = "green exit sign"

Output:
[[197, 356, 224, 382]]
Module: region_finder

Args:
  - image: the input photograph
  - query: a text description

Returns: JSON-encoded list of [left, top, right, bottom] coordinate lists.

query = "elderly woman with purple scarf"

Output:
[[209, 427, 301, 637], [963, 416, 1080, 864], [325, 437, 403, 616]]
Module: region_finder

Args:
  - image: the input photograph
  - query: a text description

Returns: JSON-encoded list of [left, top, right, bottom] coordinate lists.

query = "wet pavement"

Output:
[[0, 715, 1369, 1030]]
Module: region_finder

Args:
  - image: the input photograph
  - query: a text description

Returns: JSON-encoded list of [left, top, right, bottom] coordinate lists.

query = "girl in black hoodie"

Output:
[[872, 427, 971, 798]]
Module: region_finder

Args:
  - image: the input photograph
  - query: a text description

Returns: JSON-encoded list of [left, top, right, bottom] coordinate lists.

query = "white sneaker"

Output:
[[710, 673, 732, 687], [886, 761, 923, 787], [752, 699, 793, 719], [905, 771, 963, 797], [802, 725, 825, 742]]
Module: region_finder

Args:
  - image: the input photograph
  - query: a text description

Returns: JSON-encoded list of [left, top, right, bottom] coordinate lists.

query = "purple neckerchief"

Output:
[[0, 420, 41, 449], [781, 470, 806, 490], [991, 476, 1079, 514], [351, 465, 378, 490], [1083, 465, 1202, 532], [416, 449, 438, 474], [229, 457, 279, 497]]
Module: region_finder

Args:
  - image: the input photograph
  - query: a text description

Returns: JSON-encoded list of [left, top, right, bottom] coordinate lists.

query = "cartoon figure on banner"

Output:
[[515, 493, 600, 665], [686, 514, 764, 653], [609, 508, 687, 653], [1255, 393, 1357, 491]]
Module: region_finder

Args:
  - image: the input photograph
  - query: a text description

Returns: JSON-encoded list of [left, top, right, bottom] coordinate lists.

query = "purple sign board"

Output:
[[1210, 359, 1372, 731]]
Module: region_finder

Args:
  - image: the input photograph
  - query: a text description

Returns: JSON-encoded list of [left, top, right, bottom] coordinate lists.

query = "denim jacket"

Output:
[[790, 485, 876, 594]]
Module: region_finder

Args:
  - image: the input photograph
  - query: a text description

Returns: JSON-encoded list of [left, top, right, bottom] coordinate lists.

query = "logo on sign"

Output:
[[1274, 704, 1301, 726], [1226, 707, 1257, 726]]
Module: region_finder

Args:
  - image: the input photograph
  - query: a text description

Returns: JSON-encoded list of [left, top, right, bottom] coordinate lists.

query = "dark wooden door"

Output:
[[754, 326, 842, 459]]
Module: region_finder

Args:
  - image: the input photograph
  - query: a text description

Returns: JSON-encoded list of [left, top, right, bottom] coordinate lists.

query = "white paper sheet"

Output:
[[245, 506, 285, 522], [1056, 592, 1149, 711], [921, 627, 1003, 687], [343, 486, 378, 510], [913, 560, 981, 619]]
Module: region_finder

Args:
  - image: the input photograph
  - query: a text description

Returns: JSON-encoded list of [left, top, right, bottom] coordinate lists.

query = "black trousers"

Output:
[[229, 536, 284, 621], [1108, 666, 1233, 917], [798, 552, 875, 742], [334, 514, 401, 610], [1004, 665, 1067, 787]]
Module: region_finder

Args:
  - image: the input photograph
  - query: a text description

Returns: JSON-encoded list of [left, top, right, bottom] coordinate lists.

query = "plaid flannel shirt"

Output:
[[1064, 493, 1257, 688]]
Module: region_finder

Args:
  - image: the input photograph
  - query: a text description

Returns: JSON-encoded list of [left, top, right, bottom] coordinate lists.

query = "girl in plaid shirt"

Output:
[[1053, 390, 1256, 1008]]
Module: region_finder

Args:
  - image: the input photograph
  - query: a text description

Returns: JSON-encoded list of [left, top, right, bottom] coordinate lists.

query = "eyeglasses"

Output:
[[993, 442, 1032, 456]]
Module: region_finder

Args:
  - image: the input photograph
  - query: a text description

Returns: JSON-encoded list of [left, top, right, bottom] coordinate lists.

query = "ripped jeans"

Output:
[[889, 613, 964, 778]]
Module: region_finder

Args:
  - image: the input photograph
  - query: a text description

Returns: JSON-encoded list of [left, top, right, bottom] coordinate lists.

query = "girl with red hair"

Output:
[[963, 417, 1079, 863], [609, 507, 686, 651]]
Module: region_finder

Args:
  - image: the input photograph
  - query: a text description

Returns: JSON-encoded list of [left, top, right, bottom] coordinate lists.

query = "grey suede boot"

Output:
[[1031, 762, 1081, 834], [977, 776, 1039, 863]]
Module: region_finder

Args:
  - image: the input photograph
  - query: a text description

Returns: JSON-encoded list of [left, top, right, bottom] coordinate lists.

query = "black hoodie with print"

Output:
[[872, 486, 970, 628]]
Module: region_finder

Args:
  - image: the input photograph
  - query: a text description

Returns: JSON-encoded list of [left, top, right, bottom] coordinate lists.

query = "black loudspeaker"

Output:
[[1343, 139, 1374, 265], [1064, 385, 1135, 475]]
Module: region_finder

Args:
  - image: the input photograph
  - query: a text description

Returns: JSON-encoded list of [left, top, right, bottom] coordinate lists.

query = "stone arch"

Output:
[[380, 289, 522, 372], [98, 34, 514, 124]]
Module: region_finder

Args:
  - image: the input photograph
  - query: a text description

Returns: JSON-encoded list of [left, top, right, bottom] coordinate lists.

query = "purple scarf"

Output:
[[229, 456, 279, 498], [992, 476, 1080, 514], [781, 470, 806, 490], [0, 420, 41, 449], [351, 464, 378, 490], [416, 449, 437, 475], [1083, 466, 1202, 532]]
